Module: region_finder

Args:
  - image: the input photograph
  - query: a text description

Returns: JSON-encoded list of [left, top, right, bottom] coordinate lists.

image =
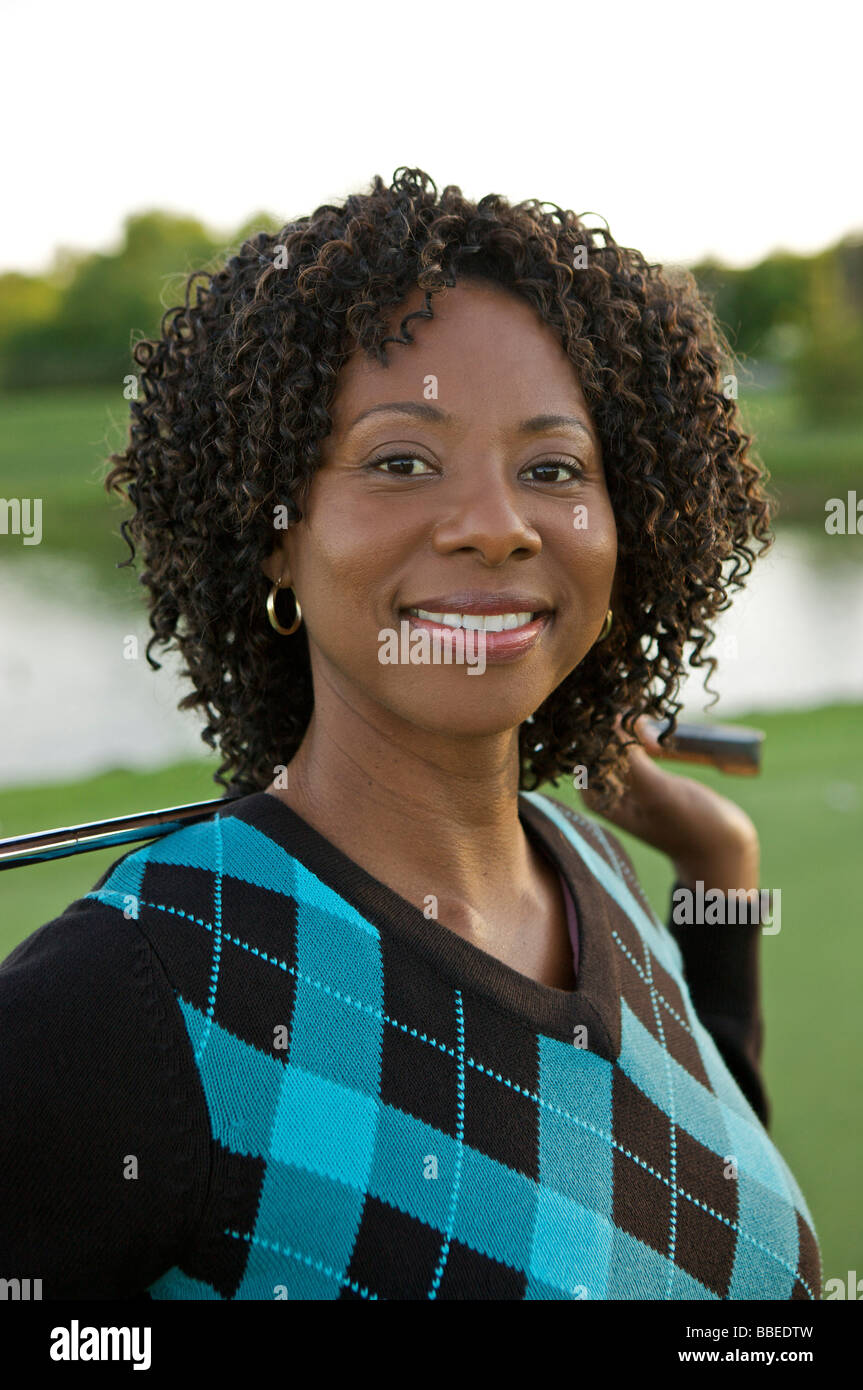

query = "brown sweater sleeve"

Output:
[[0, 892, 211, 1297], [666, 881, 770, 1130]]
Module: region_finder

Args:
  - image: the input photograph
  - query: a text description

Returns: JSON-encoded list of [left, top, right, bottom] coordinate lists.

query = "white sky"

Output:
[[1, 0, 860, 276]]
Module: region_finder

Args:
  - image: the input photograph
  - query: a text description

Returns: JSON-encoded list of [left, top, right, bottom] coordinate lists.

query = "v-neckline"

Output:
[[220, 790, 622, 1056]]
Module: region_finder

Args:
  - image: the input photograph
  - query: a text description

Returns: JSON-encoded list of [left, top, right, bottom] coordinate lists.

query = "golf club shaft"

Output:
[[0, 720, 764, 870]]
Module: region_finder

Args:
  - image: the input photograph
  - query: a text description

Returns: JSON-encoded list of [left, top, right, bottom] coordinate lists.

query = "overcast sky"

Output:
[[2, 0, 860, 276]]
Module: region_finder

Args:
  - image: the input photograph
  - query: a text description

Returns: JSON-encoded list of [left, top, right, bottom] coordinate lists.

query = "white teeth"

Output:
[[409, 609, 535, 631]]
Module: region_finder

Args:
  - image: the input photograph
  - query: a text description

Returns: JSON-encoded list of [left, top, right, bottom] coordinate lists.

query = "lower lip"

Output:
[[399, 612, 552, 662]]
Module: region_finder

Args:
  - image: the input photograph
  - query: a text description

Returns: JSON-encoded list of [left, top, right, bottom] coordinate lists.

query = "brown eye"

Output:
[[367, 453, 434, 477], [524, 458, 585, 484]]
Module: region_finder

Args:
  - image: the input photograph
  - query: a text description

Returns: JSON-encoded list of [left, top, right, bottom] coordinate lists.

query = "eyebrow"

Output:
[[346, 401, 594, 443]]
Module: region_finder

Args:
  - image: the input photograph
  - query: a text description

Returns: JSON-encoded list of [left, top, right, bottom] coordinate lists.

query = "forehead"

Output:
[[329, 280, 588, 428]]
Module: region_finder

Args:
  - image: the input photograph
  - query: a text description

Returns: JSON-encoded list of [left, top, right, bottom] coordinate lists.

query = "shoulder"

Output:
[[82, 793, 295, 914], [0, 837, 203, 1072], [1, 859, 151, 1002], [0, 816, 243, 1102], [0, 806, 233, 985]]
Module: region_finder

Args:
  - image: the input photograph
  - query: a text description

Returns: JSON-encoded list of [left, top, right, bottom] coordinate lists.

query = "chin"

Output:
[[389, 691, 543, 741]]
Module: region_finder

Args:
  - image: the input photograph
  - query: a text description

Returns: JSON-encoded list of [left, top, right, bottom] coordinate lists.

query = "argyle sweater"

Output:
[[0, 790, 821, 1300]]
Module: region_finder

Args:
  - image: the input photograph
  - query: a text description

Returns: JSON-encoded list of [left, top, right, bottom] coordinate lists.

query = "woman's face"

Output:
[[263, 278, 618, 741]]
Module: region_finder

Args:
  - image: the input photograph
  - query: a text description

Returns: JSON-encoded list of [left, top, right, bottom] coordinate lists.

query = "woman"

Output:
[[0, 168, 820, 1300]]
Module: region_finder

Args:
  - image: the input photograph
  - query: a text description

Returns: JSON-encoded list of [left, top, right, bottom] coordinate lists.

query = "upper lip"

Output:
[[401, 592, 553, 615]]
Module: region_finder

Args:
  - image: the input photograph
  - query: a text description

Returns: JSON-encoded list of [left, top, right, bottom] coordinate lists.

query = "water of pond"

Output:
[[0, 526, 861, 788]]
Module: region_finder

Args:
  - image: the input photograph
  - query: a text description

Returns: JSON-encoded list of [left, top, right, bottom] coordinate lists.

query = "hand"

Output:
[[581, 715, 760, 892]]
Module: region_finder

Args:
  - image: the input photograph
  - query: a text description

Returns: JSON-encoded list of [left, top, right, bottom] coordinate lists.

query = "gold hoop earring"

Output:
[[598, 608, 613, 641], [266, 577, 303, 635]]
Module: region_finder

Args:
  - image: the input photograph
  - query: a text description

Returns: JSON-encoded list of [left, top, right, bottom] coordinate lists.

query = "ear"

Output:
[[261, 536, 290, 587]]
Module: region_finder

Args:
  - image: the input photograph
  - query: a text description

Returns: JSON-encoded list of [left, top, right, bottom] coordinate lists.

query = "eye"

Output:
[[366, 451, 436, 477], [365, 452, 585, 483], [523, 457, 585, 484]]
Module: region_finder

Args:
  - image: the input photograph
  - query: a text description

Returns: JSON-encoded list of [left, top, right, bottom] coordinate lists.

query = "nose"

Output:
[[429, 462, 543, 566]]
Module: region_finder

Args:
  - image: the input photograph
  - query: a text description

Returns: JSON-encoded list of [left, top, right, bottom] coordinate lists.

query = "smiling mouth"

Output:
[[403, 608, 542, 631]]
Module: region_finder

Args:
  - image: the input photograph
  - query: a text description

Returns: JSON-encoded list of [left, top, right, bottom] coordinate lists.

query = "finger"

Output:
[[632, 714, 663, 757], [611, 712, 663, 759]]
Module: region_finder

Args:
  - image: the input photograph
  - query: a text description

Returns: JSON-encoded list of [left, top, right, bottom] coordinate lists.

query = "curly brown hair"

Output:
[[103, 166, 772, 805]]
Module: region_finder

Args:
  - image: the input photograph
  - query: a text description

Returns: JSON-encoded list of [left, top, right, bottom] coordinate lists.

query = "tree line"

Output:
[[1, 209, 861, 422]]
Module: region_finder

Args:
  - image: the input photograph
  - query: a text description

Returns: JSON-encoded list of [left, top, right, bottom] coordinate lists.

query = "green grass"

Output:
[[0, 386, 132, 575], [738, 388, 862, 523], [0, 701, 860, 1290]]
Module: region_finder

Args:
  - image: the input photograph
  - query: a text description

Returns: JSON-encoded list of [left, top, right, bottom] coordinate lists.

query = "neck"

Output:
[[267, 677, 545, 932]]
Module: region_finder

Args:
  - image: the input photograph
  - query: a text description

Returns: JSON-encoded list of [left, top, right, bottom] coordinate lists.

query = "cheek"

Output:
[[287, 502, 402, 622], [568, 500, 617, 587]]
